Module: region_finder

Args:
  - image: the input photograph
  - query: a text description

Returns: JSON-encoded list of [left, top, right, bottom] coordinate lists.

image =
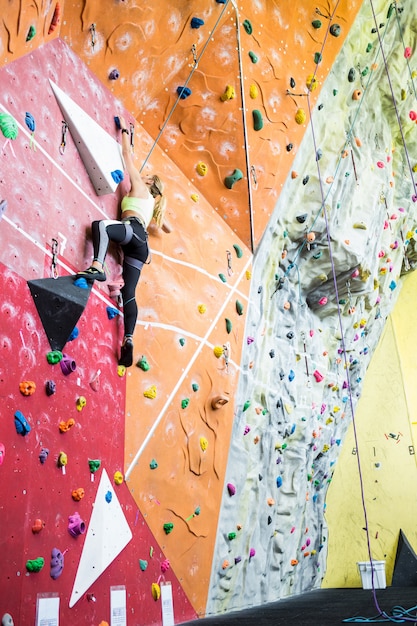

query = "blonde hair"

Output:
[[150, 175, 166, 228]]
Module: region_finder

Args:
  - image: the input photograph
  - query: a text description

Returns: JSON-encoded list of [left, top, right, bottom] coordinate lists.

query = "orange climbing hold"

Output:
[[59, 418, 75, 433], [19, 380, 36, 396]]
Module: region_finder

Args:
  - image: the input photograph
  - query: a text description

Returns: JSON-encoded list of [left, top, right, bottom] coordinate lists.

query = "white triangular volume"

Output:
[[49, 80, 124, 196], [69, 468, 133, 608]]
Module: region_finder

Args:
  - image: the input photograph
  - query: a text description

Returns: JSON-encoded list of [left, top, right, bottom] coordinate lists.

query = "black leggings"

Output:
[[91, 218, 150, 337]]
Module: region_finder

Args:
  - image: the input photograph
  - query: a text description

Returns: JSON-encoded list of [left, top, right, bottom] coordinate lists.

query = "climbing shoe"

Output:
[[119, 337, 134, 367], [76, 266, 106, 282]]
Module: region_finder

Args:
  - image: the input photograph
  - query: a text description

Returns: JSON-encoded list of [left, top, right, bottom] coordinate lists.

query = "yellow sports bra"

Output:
[[121, 193, 154, 226]]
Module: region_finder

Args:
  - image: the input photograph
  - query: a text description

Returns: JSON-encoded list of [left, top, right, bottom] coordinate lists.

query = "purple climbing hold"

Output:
[[45, 380, 56, 396], [227, 482, 236, 496], [109, 69, 120, 80], [68, 512, 86, 538], [249, 548, 256, 558], [60, 354, 76, 376], [39, 447, 49, 464], [50, 547, 65, 579]]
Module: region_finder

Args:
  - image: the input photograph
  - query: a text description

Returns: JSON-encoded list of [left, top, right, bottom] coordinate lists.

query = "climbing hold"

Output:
[[291, 171, 298, 179], [352, 90, 362, 100], [228, 532, 236, 540], [314, 52, 322, 64], [348, 67, 356, 82], [318, 297, 328, 306], [139, 559, 148, 571], [290, 77, 296, 89], [59, 418, 75, 433], [243, 19, 252, 34], [105, 490, 112, 503], [176, 86, 192, 99], [191, 193, 199, 202], [58, 451, 67, 467], [222, 560, 229, 569], [219, 273, 227, 283], [144, 385, 157, 399], [60, 354, 76, 375], [192, 382, 199, 392], [311, 19, 322, 29], [213, 345, 224, 358], [198, 303, 207, 314], [306, 74, 318, 91], [329, 24, 341, 37], [249, 84, 258, 99], [72, 488, 85, 501], [181, 398, 190, 409], [200, 437, 208, 451], [73, 277, 88, 289], [232, 243, 243, 258], [149, 459, 158, 470], [163, 523, 174, 535], [76, 396, 86, 411], [303, 175, 310, 185], [196, 161, 208, 176], [32, 519, 45, 533], [191, 17, 204, 29], [0, 113, 18, 140], [288, 370, 295, 382], [68, 512, 86, 537], [249, 548, 256, 558], [404, 47, 413, 59], [179, 338, 186, 346], [68, 327, 79, 341], [39, 448, 49, 464], [276, 476, 283, 488], [108, 69, 120, 80], [243, 400, 250, 411], [252, 109, 263, 131], [137, 355, 150, 371], [236, 300, 244, 315], [88, 459, 101, 473], [50, 547, 64, 579], [225, 169, 243, 189], [220, 85, 236, 101], [117, 365, 126, 377], [286, 143, 293, 152], [248, 51, 258, 63], [19, 380, 36, 396], [313, 370, 324, 382], [409, 111, 417, 121], [227, 483, 236, 496], [316, 149, 322, 161], [47, 350, 63, 364], [353, 222, 367, 230], [152, 582, 161, 601], [111, 169, 124, 184], [296, 214, 307, 224], [295, 108, 306, 125], [14, 410, 31, 436], [49, 3, 61, 33], [26, 557, 45, 573]]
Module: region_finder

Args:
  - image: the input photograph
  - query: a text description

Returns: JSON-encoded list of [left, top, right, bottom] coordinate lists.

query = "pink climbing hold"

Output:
[[227, 482, 236, 496], [249, 548, 256, 558], [351, 268, 360, 278], [318, 297, 327, 306], [313, 370, 324, 382], [405, 47, 413, 59], [409, 110, 417, 121], [376, 161, 385, 168]]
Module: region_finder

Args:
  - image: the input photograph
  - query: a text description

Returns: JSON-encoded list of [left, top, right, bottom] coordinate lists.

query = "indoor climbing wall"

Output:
[[2, 0, 417, 624]]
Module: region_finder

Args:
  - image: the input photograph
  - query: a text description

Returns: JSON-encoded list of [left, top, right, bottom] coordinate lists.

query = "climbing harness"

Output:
[[60, 121, 68, 155], [51, 238, 59, 279]]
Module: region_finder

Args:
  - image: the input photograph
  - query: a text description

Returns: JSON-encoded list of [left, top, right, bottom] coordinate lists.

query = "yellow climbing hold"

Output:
[[200, 436, 208, 451], [353, 222, 367, 230], [249, 84, 258, 99], [295, 108, 306, 125], [76, 396, 86, 411], [151, 582, 161, 601], [191, 193, 199, 202], [144, 385, 157, 399], [198, 303, 207, 314], [114, 471, 124, 485], [245, 270, 252, 280], [220, 85, 236, 101], [117, 365, 126, 377], [213, 345, 224, 358], [196, 161, 208, 176], [306, 74, 318, 91]]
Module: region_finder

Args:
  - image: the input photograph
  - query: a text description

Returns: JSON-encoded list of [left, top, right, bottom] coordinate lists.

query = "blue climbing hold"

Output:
[[25, 112, 36, 132], [73, 277, 89, 289], [106, 306, 119, 320], [14, 410, 31, 436], [176, 86, 192, 99], [276, 476, 283, 488], [111, 169, 124, 184], [191, 17, 204, 28], [68, 327, 79, 341]]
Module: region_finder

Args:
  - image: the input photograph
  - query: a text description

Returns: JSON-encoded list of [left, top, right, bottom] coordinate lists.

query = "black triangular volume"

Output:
[[391, 529, 417, 587], [27, 275, 92, 351]]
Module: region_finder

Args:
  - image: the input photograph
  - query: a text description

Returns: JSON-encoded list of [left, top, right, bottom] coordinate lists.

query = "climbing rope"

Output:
[[140, 0, 232, 173]]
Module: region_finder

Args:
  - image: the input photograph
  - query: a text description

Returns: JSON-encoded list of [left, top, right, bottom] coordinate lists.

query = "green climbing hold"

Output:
[[0, 112, 18, 140], [366, 43, 373, 53], [89, 459, 101, 473], [137, 355, 150, 371], [233, 244, 243, 258], [243, 400, 250, 412], [26, 557, 45, 572], [314, 52, 322, 64], [163, 522, 174, 535], [47, 350, 63, 364], [192, 382, 199, 392], [236, 300, 244, 315], [329, 24, 341, 37], [150, 459, 158, 469], [225, 318, 232, 334], [179, 338, 185, 346], [243, 19, 252, 34], [312, 19, 322, 29], [228, 532, 237, 540], [225, 169, 243, 189], [361, 66, 369, 76], [26, 25, 36, 41], [333, 89, 338, 96], [252, 109, 263, 131], [181, 398, 190, 409], [219, 273, 227, 283], [249, 51, 258, 63], [387, 3, 395, 19], [139, 559, 148, 571]]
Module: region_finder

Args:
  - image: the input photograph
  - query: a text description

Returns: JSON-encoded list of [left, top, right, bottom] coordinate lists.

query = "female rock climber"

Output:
[[77, 115, 168, 367]]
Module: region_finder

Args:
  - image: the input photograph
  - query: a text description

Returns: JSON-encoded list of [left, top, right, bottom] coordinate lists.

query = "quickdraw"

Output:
[[51, 237, 59, 279], [60, 121, 68, 155]]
